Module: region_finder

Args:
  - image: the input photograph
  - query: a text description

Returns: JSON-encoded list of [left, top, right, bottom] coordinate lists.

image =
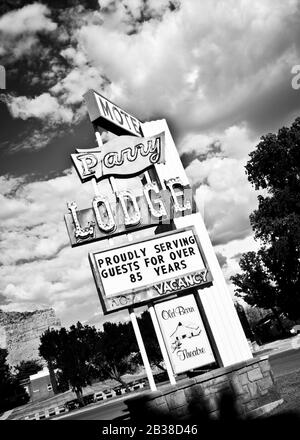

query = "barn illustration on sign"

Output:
[[170, 322, 202, 353]]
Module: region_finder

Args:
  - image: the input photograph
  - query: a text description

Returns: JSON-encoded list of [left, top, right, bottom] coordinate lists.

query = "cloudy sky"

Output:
[[0, 0, 299, 328]]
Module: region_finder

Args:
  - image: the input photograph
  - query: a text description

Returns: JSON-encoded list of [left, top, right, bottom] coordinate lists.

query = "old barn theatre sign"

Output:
[[72, 132, 165, 182], [83, 89, 143, 137], [89, 227, 213, 314], [65, 178, 192, 246], [154, 295, 215, 374]]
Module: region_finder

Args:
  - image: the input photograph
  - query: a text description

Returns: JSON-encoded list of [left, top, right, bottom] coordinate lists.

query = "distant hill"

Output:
[[0, 308, 61, 367]]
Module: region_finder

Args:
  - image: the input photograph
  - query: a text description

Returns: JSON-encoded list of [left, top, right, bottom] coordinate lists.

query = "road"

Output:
[[55, 397, 130, 420], [269, 347, 300, 377], [55, 347, 300, 420]]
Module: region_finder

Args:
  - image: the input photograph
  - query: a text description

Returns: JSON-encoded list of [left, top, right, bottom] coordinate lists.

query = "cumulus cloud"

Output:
[[6, 0, 300, 146], [214, 235, 261, 295], [0, 3, 57, 59], [0, 245, 100, 325], [0, 3, 56, 35], [6, 128, 60, 153], [181, 124, 259, 247], [0, 171, 108, 325], [50, 65, 103, 106], [2, 0, 300, 322], [5, 93, 73, 123], [216, 252, 227, 269], [77, 0, 300, 135], [193, 156, 258, 245], [0, 175, 25, 195]]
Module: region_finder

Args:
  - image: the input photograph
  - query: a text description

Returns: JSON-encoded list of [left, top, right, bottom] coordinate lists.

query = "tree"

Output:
[[137, 311, 164, 370], [39, 320, 147, 400], [94, 322, 139, 388], [15, 360, 43, 382], [55, 369, 69, 393], [40, 323, 101, 404], [234, 302, 255, 340], [58, 323, 100, 403], [244, 306, 268, 329], [232, 117, 300, 320], [39, 328, 61, 394], [0, 349, 29, 413], [231, 251, 279, 309]]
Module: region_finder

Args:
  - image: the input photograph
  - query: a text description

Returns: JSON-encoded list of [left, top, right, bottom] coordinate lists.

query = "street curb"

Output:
[[248, 399, 284, 418], [0, 409, 14, 420], [24, 405, 67, 420], [52, 390, 143, 420], [13, 383, 146, 420]]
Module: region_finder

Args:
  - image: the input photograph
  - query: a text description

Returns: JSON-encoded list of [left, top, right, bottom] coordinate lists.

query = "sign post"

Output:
[[129, 308, 157, 391]]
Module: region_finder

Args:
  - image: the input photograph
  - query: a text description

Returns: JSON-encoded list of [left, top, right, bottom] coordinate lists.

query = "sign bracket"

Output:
[[129, 307, 157, 392]]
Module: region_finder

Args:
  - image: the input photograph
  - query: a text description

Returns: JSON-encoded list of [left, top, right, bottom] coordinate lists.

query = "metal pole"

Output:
[[92, 131, 103, 196], [129, 308, 157, 391], [94, 130, 115, 246], [148, 305, 176, 385]]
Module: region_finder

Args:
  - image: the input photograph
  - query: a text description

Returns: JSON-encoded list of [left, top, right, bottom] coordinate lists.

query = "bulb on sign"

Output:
[[65, 176, 193, 246], [143, 182, 167, 218], [67, 201, 95, 239], [165, 177, 191, 213], [76, 153, 98, 177], [92, 195, 116, 233], [117, 190, 141, 227]]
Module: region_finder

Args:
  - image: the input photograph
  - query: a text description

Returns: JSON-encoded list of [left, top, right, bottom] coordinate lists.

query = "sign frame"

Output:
[[65, 185, 193, 247], [89, 226, 213, 314], [83, 89, 143, 137], [154, 293, 216, 374], [71, 132, 165, 183]]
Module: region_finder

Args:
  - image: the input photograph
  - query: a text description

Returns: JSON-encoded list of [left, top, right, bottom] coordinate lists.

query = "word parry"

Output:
[[71, 132, 165, 182]]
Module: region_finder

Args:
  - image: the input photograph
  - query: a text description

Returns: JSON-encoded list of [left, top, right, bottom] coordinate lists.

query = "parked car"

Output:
[[82, 393, 95, 405], [290, 325, 300, 335], [113, 386, 122, 395], [64, 393, 95, 411]]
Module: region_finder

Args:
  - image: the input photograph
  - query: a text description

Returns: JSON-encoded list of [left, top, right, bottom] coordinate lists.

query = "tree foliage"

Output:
[[39, 323, 100, 401], [39, 313, 164, 399], [15, 359, 43, 382], [137, 311, 163, 370], [0, 349, 29, 413], [231, 117, 300, 320], [93, 321, 139, 387], [231, 250, 279, 309], [39, 328, 62, 395]]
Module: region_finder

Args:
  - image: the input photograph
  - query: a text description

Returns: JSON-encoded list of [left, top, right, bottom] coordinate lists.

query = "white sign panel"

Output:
[[83, 89, 143, 137], [91, 228, 209, 299], [154, 295, 215, 374]]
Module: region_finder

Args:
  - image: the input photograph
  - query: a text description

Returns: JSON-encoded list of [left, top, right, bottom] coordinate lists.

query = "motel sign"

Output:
[[65, 89, 252, 384]]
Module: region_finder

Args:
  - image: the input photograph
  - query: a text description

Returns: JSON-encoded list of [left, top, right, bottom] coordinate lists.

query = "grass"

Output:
[[271, 369, 300, 416]]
